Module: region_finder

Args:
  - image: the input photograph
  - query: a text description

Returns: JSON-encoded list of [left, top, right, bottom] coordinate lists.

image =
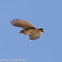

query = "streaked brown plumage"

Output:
[[10, 19, 45, 40]]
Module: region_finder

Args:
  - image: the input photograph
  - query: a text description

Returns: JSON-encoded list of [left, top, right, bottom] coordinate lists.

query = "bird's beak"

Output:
[[43, 31, 45, 33]]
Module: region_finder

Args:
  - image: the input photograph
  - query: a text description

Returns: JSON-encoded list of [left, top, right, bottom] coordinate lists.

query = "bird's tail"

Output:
[[19, 30, 24, 33]]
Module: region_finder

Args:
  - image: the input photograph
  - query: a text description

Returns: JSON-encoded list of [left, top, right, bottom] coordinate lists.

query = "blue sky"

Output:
[[0, 0, 62, 62]]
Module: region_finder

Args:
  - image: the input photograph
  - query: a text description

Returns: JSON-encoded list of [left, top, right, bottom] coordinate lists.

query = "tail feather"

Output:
[[19, 30, 24, 33]]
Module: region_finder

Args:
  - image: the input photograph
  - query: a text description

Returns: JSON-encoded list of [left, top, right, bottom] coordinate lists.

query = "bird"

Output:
[[10, 19, 45, 40]]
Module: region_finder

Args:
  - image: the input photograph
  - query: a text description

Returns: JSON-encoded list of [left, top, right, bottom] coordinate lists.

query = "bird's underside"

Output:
[[10, 19, 43, 40]]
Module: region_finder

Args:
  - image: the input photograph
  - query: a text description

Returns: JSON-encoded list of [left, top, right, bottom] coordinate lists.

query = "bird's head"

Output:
[[38, 28, 45, 33]]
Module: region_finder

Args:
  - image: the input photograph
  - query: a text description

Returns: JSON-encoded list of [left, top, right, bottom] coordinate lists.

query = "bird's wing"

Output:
[[10, 19, 35, 29], [29, 32, 42, 40]]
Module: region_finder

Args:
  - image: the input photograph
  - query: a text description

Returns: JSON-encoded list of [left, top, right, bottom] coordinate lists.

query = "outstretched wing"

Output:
[[29, 32, 42, 40], [10, 19, 35, 29]]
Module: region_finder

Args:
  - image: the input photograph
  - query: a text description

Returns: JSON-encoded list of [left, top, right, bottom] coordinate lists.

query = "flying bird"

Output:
[[10, 19, 45, 40]]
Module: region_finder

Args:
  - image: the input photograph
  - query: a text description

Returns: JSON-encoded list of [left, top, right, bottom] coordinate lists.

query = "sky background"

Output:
[[0, 0, 62, 62]]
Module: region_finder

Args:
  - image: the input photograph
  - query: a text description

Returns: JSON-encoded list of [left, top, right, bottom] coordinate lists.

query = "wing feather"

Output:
[[10, 19, 35, 29]]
